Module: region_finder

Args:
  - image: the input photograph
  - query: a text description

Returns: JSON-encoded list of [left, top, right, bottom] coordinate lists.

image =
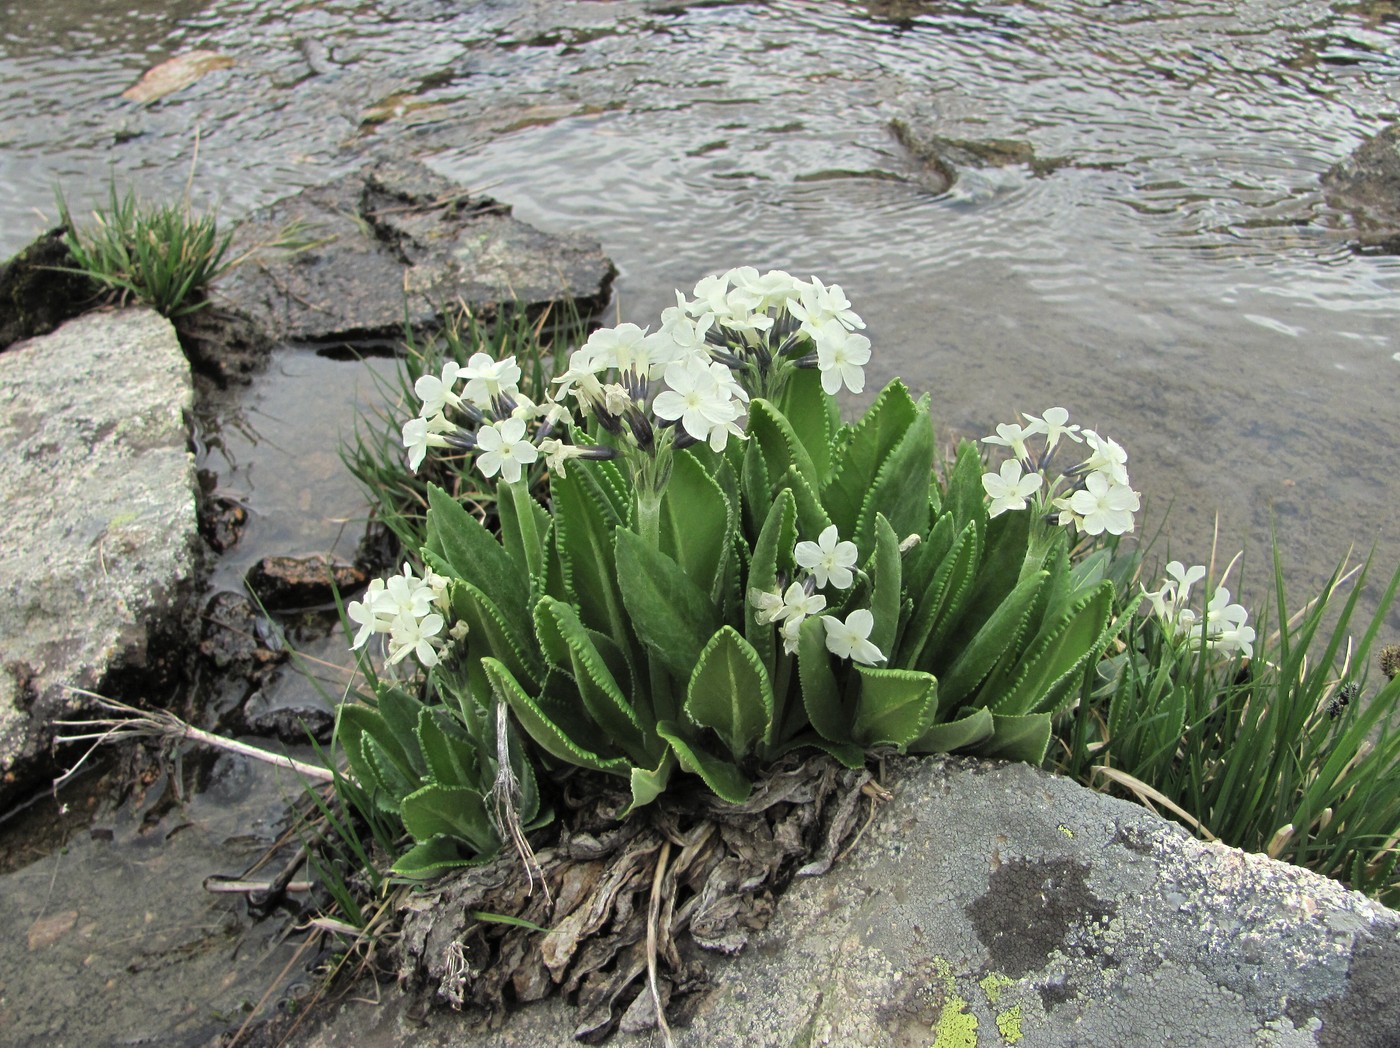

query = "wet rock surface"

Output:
[[198, 591, 286, 678], [0, 228, 99, 352], [1322, 121, 1400, 250], [214, 160, 616, 344], [295, 758, 1400, 1047], [0, 308, 200, 808], [246, 555, 368, 611], [890, 117, 1076, 195]]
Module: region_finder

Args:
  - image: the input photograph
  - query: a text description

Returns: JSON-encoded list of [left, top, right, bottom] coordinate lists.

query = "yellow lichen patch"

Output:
[[996, 1005, 1024, 1044], [1057, 824, 1075, 839], [931, 995, 979, 1048], [979, 971, 1014, 1005]]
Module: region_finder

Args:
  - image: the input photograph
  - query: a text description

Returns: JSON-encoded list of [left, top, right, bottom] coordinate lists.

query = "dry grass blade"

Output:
[[54, 689, 335, 786], [1090, 765, 1219, 841]]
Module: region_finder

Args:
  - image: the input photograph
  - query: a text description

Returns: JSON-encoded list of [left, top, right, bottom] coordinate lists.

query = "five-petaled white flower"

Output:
[[813, 319, 872, 396], [475, 417, 539, 483], [414, 361, 464, 419], [460, 352, 522, 407], [982, 459, 1043, 518], [402, 412, 456, 472], [653, 356, 749, 451], [794, 525, 860, 590], [1081, 430, 1129, 485], [821, 609, 886, 665], [779, 581, 827, 622], [1064, 472, 1140, 535], [1022, 407, 1082, 454], [982, 422, 1037, 463]]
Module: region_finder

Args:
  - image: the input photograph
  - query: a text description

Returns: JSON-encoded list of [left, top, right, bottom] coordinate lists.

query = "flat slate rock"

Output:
[[296, 758, 1400, 1047], [214, 160, 616, 343], [0, 308, 199, 805]]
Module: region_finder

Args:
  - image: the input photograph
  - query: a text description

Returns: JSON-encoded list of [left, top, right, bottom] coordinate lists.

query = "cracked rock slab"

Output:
[[296, 758, 1400, 1047], [213, 160, 616, 344], [0, 308, 199, 806]]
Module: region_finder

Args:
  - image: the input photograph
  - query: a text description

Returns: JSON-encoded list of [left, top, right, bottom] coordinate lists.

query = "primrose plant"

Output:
[[338, 268, 1133, 878]]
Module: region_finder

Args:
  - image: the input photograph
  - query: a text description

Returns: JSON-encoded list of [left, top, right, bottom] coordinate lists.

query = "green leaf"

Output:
[[661, 450, 732, 600], [905, 511, 954, 599], [483, 657, 632, 777], [937, 570, 1048, 712], [898, 520, 980, 670], [534, 597, 651, 763], [685, 627, 775, 758], [852, 666, 937, 746], [774, 365, 837, 478], [656, 720, 752, 803], [741, 438, 772, 538], [417, 707, 479, 789], [614, 529, 721, 682], [746, 491, 798, 680], [361, 734, 420, 809], [497, 478, 550, 586], [376, 688, 428, 772], [424, 484, 526, 626], [823, 380, 920, 537], [626, 751, 677, 814], [451, 580, 540, 687], [909, 706, 995, 754], [748, 399, 821, 497], [991, 581, 1116, 716], [853, 397, 933, 550], [975, 712, 1053, 764], [868, 515, 902, 658], [337, 703, 419, 791], [391, 837, 486, 880], [942, 440, 989, 533], [798, 614, 848, 742], [553, 470, 629, 647], [399, 783, 499, 854]]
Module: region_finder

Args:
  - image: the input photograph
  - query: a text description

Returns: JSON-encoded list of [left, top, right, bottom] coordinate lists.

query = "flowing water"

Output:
[[4, 0, 1400, 1041]]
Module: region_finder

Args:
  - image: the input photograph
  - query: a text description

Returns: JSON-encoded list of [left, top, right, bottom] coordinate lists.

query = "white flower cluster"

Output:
[[347, 562, 458, 669], [749, 524, 885, 665], [1141, 559, 1256, 659], [402, 353, 573, 481], [979, 407, 1141, 537], [398, 267, 872, 483]]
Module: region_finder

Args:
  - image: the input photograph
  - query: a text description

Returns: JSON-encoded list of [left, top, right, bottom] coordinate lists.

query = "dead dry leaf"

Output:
[[123, 51, 234, 104]]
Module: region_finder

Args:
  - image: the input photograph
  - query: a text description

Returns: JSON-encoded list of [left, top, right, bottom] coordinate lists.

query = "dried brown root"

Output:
[[392, 753, 882, 1042]]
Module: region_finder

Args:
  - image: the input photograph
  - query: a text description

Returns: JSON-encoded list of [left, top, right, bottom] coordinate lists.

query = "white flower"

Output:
[[779, 581, 827, 622], [813, 318, 871, 396], [1081, 430, 1129, 485], [982, 459, 1043, 517], [821, 609, 886, 665], [1064, 472, 1140, 535], [347, 578, 388, 649], [660, 290, 714, 349], [475, 417, 539, 484], [794, 525, 860, 590], [402, 412, 455, 472], [653, 356, 749, 450], [790, 276, 865, 333], [381, 563, 436, 619], [387, 611, 445, 668], [982, 422, 1037, 463], [538, 437, 585, 478], [732, 267, 804, 312], [780, 615, 804, 655], [553, 344, 608, 403], [414, 361, 464, 419], [460, 352, 522, 407], [1022, 407, 1081, 454], [1165, 562, 1206, 606], [750, 587, 786, 626]]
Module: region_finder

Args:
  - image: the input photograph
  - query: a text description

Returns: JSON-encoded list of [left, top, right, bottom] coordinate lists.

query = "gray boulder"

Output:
[[214, 161, 616, 344], [295, 758, 1400, 1047], [1322, 123, 1400, 250], [0, 308, 200, 806]]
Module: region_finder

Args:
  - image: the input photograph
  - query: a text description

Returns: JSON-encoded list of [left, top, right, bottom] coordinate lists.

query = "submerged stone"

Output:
[[0, 308, 200, 807], [245, 554, 368, 610], [1322, 122, 1400, 250], [294, 758, 1400, 1047], [214, 160, 616, 344]]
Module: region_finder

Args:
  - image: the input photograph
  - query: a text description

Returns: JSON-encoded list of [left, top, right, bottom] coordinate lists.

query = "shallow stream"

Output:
[[4, 0, 1400, 1041]]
